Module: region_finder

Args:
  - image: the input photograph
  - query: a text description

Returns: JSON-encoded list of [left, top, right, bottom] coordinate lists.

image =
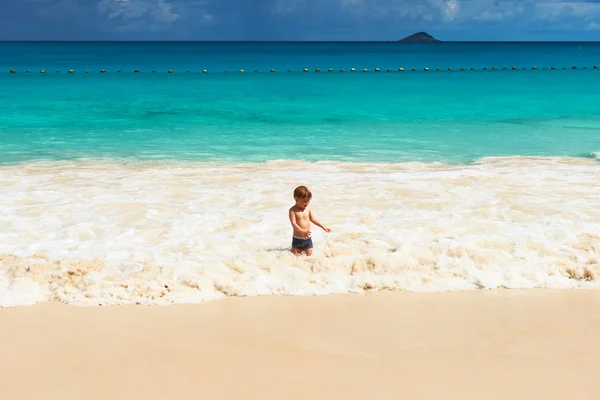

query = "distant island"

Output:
[[398, 32, 440, 43]]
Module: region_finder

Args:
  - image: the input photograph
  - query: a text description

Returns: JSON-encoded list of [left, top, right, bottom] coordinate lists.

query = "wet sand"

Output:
[[1, 290, 599, 400]]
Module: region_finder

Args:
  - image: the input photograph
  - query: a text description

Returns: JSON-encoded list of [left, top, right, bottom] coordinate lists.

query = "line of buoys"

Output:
[[5, 66, 600, 75]]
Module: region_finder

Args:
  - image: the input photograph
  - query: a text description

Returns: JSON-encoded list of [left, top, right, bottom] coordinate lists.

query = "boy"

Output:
[[288, 185, 332, 256]]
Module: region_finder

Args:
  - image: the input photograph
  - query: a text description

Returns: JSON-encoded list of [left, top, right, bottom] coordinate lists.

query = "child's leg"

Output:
[[291, 247, 302, 256], [305, 248, 313, 256]]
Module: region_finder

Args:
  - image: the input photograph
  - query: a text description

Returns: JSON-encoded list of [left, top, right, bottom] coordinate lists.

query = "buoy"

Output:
[[168, 70, 173, 73], [255, 70, 259, 72], [85, 70, 90, 74], [522, 67, 526, 70], [315, 68, 320, 72], [448, 67, 453, 71], [303, 68, 308, 72], [436, 68, 441, 71], [152, 70, 156, 73], [412, 68, 416, 71], [100, 70, 106, 73], [387, 68, 391, 72], [512, 66, 517, 70], [9, 69, 16, 73], [340, 68, 344, 72], [375, 68, 380, 72], [398, 68, 404, 71], [287, 70, 291, 72], [186, 70, 189, 73], [532, 66, 537, 70], [270, 69, 275, 73], [460, 68, 464, 71], [351, 68, 356, 72], [562, 67, 566, 70], [551, 66, 556, 70], [328, 68, 333, 72], [572, 66, 577, 69], [26, 70, 30, 73], [117, 70, 121, 73], [424, 67, 429, 71], [483, 67, 487, 70], [363, 68, 368, 72], [594, 65, 598, 69], [240, 69, 244, 73], [492, 66, 497, 70], [503, 67, 507, 70], [203, 70, 208, 73], [40, 70, 46, 74], [471, 67, 475, 70], [56, 70, 59, 73]]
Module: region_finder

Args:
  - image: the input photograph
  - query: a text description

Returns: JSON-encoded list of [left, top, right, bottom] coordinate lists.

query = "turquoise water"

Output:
[[1, 42, 600, 164], [2, 43, 600, 306]]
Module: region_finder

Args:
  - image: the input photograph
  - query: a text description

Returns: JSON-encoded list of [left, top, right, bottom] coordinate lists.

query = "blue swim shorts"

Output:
[[292, 236, 313, 250]]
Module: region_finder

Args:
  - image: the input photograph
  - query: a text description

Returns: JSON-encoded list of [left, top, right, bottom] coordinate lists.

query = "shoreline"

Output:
[[1, 153, 599, 168], [1, 290, 599, 399]]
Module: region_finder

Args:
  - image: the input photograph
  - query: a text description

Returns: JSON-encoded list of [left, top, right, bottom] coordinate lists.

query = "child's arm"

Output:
[[309, 209, 332, 232], [289, 208, 310, 237]]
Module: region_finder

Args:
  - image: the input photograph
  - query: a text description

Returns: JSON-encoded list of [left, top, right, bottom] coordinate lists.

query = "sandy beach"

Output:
[[1, 290, 599, 400]]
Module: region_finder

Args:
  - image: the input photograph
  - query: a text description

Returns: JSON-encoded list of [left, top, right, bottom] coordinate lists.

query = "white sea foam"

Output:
[[1, 157, 599, 307]]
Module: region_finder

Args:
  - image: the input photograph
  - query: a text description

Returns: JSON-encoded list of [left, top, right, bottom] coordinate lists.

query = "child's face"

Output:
[[295, 196, 310, 209]]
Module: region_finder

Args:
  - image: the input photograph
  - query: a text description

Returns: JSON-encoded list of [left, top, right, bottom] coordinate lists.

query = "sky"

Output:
[[1, 0, 600, 41]]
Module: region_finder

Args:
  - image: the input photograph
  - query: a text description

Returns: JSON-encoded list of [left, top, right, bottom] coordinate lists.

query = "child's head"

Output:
[[294, 185, 312, 208]]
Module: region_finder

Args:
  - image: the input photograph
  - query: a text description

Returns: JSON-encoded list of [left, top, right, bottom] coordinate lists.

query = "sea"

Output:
[[1, 41, 599, 307]]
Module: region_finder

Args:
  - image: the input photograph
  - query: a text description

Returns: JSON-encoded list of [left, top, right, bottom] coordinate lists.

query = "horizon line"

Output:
[[1, 40, 600, 43]]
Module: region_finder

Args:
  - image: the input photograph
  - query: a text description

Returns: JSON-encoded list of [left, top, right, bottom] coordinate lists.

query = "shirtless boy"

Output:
[[288, 185, 332, 256]]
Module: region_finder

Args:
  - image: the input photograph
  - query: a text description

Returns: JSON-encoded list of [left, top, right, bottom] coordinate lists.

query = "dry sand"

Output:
[[1, 290, 599, 400]]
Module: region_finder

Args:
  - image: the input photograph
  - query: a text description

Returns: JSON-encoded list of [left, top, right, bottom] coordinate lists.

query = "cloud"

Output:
[[97, 0, 183, 30], [588, 20, 600, 29]]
